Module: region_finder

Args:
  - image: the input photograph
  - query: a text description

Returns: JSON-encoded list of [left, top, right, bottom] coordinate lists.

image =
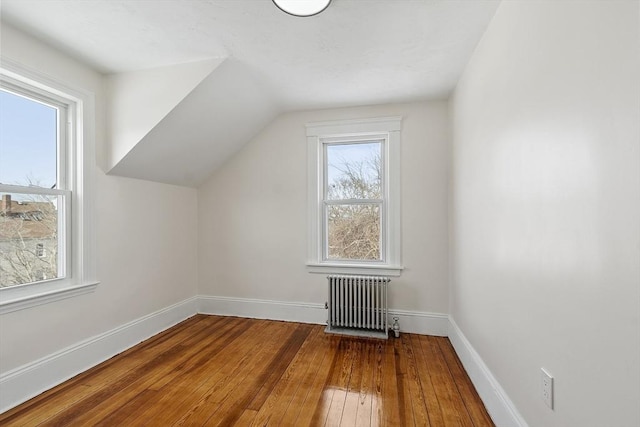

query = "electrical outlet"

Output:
[[541, 368, 554, 409]]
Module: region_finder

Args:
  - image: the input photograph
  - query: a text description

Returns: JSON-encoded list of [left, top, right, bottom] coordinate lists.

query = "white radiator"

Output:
[[325, 275, 390, 339]]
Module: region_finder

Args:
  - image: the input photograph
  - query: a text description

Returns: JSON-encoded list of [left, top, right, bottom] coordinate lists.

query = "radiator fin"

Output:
[[326, 274, 390, 339]]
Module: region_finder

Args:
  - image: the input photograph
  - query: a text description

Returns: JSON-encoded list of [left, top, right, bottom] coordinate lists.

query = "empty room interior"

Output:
[[0, 1, 638, 426]]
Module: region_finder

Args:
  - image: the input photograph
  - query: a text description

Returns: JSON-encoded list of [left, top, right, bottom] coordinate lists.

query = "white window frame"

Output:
[[0, 59, 98, 314], [306, 117, 402, 276]]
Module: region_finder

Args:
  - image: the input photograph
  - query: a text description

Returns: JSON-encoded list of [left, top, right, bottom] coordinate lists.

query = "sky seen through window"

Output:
[[0, 89, 57, 189]]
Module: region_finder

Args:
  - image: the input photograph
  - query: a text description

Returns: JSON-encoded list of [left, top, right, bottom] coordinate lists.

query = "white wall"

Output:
[[198, 101, 450, 317], [0, 23, 198, 373], [450, 2, 639, 427]]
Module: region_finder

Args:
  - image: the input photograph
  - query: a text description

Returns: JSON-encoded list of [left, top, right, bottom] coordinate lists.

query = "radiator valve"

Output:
[[392, 317, 400, 338]]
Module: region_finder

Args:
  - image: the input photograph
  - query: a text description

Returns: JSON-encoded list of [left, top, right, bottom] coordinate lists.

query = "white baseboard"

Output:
[[0, 297, 198, 413], [448, 317, 528, 427], [197, 295, 449, 336], [197, 295, 327, 324], [389, 308, 448, 336]]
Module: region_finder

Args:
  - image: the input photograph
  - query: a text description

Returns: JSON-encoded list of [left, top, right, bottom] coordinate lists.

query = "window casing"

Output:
[[306, 117, 402, 276], [0, 59, 98, 313]]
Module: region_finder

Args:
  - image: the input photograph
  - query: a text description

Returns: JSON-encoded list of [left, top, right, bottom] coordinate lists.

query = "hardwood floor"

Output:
[[0, 315, 494, 426]]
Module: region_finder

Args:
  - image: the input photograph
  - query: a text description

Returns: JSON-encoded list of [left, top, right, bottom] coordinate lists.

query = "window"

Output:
[[325, 140, 382, 261], [306, 117, 402, 276], [0, 60, 97, 313], [0, 86, 69, 287]]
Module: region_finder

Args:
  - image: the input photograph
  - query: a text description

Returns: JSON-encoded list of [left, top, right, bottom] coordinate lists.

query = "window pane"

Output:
[[0, 89, 58, 188], [326, 142, 381, 200], [327, 203, 381, 261], [0, 192, 60, 287]]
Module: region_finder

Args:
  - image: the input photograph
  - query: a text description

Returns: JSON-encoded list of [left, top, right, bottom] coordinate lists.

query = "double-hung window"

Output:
[[306, 117, 402, 276], [0, 60, 97, 313]]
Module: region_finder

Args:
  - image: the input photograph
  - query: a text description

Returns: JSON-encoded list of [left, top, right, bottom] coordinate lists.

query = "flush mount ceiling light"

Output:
[[272, 0, 332, 17]]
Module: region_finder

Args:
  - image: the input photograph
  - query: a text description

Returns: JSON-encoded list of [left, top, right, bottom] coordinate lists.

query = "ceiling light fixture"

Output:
[[272, 0, 332, 17]]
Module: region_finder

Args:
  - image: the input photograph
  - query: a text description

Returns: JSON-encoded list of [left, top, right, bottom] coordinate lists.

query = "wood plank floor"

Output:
[[0, 315, 494, 426]]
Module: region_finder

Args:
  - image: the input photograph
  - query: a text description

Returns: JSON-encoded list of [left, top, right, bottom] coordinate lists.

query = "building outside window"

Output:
[[35, 243, 46, 258]]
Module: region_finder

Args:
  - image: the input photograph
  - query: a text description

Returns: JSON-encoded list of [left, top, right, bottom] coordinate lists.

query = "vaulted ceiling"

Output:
[[1, 0, 500, 187]]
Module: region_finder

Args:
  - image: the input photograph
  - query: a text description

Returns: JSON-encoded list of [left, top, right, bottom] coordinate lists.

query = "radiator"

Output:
[[325, 275, 390, 339]]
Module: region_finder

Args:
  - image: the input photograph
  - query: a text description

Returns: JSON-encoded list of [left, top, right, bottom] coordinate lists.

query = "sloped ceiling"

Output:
[[109, 58, 280, 187], [105, 58, 224, 172], [1, 0, 501, 187]]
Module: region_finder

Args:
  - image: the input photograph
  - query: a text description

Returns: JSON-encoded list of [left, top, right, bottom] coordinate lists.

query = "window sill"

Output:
[[306, 263, 403, 277], [0, 281, 99, 315]]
